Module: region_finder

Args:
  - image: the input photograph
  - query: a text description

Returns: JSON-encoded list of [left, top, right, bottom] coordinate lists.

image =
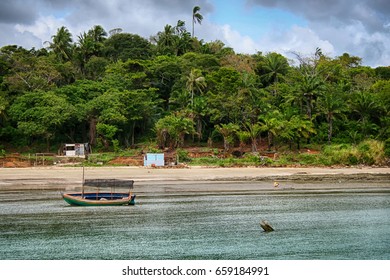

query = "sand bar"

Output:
[[1, 166, 389, 194]]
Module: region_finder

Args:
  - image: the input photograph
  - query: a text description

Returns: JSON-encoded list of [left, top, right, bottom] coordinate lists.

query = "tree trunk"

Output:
[[251, 137, 258, 152], [305, 93, 313, 119], [46, 136, 51, 152], [223, 137, 229, 153], [103, 138, 109, 150], [89, 117, 97, 146], [131, 121, 136, 147], [196, 117, 203, 142], [328, 116, 333, 144], [81, 122, 88, 143], [267, 132, 273, 150]]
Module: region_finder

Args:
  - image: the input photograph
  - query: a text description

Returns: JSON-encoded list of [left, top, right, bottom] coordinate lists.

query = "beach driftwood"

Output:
[[260, 220, 274, 232]]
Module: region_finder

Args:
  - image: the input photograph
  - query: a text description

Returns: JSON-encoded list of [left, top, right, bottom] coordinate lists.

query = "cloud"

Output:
[[0, 0, 38, 24], [259, 25, 335, 57], [216, 24, 258, 54], [246, 0, 390, 66], [15, 16, 66, 44], [207, 22, 335, 61], [0, 0, 213, 48], [1, 0, 389, 67], [247, 0, 390, 32]]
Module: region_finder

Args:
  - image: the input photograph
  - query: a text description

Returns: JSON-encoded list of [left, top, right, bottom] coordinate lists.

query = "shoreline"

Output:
[[1, 166, 389, 193]]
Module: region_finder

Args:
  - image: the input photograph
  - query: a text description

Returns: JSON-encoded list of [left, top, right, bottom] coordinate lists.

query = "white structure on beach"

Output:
[[144, 153, 164, 167]]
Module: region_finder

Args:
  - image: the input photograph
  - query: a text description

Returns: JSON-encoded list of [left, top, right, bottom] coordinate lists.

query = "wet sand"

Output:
[[1, 166, 389, 194]]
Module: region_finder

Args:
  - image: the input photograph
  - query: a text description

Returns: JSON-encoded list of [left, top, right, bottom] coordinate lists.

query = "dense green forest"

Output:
[[1, 11, 389, 165]]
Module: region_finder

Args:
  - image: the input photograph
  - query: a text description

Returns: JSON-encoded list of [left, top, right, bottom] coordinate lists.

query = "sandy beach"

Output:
[[1, 166, 389, 194]]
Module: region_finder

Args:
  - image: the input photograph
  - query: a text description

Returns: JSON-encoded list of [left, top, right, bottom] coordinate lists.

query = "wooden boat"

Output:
[[62, 177, 136, 206]]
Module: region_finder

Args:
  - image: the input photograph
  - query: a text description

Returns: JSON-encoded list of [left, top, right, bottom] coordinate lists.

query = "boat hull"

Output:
[[62, 192, 136, 206]]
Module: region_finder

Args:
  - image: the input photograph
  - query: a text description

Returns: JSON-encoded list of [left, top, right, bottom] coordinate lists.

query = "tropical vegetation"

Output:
[[0, 6, 389, 166]]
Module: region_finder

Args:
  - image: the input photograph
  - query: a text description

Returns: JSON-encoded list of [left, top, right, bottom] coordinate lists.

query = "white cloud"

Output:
[[283, 25, 334, 54], [247, 0, 390, 66], [198, 21, 334, 55], [0, 24, 41, 49], [312, 21, 390, 67], [219, 24, 258, 54], [15, 15, 66, 46], [207, 23, 334, 59], [248, 25, 334, 64], [1, 0, 389, 66]]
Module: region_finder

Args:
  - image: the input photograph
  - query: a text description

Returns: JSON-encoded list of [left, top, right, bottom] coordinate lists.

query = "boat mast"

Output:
[[82, 166, 85, 198]]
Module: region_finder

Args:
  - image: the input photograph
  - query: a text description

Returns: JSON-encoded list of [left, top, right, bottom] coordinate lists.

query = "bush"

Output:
[[177, 149, 191, 162], [190, 157, 222, 166], [276, 153, 294, 165], [112, 139, 120, 153], [296, 153, 319, 165], [385, 139, 390, 157], [357, 139, 385, 165], [188, 153, 268, 167], [322, 143, 354, 165], [322, 140, 385, 166], [87, 153, 117, 165]]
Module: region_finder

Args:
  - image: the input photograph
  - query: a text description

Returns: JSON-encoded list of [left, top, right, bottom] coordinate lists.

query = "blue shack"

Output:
[[144, 153, 164, 167]]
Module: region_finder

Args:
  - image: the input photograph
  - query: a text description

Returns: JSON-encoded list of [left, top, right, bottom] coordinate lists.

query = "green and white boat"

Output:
[[62, 177, 136, 206]]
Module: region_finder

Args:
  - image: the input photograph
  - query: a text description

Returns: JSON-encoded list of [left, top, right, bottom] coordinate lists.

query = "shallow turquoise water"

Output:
[[0, 185, 389, 260]]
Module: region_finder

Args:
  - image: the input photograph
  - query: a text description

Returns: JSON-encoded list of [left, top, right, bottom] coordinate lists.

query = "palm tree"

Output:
[[318, 87, 345, 143], [300, 73, 324, 119], [237, 130, 250, 153], [349, 91, 379, 138], [215, 123, 239, 153], [192, 6, 203, 37], [87, 25, 107, 43], [192, 96, 207, 141], [203, 40, 225, 54], [243, 122, 263, 152], [186, 69, 206, 108], [176, 31, 193, 55], [76, 26, 107, 68], [46, 26, 73, 62], [260, 52, 289, 85], [175, 20, 186, 35], [260, 111, 286, 150], [74, 32, 95, 74], [287, 115, 315, 150], [154, 24, 177, 55]]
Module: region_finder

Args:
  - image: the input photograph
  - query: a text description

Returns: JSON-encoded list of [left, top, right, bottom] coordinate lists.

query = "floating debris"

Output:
[[260, 220, 274, 232]]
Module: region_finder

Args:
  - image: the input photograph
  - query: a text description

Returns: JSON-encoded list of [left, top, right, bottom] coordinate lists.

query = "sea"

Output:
[[0, 182, 389, 260]]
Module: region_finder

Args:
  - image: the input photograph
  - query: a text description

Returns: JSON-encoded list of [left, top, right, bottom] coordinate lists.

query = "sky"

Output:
[[1, 0, 389, 67]]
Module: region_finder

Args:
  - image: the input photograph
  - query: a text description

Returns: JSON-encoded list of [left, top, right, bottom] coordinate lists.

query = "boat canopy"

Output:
[[83, 179, 134, 189]]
